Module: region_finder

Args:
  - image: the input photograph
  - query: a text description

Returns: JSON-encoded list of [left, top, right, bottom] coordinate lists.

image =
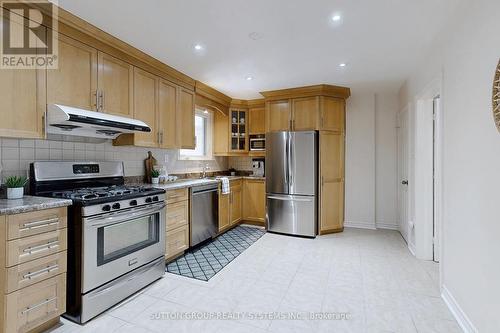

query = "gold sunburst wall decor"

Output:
[[493, 59, 500, 132]]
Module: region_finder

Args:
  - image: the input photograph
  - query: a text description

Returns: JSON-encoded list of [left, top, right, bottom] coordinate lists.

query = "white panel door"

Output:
[[397, 108, 410, 242]]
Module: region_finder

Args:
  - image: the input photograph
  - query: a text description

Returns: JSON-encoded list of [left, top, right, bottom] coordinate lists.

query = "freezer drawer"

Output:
[[266, 194, 316, 237]]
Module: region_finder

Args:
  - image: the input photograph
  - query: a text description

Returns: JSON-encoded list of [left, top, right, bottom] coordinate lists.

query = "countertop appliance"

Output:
[[249, 134, 265, 151], [265, 131, 318, 237], [190, 183, 218, 247], [30, 161, 166, 324], [252, 158, 265, 177]]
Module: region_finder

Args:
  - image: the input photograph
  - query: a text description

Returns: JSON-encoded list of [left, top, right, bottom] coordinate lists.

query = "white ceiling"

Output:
[[55, 0, 461, 99]]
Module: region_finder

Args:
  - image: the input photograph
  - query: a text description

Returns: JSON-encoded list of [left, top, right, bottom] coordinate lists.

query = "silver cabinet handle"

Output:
[[101, 91, 105, 110], [19, 218, 59, 231], [267, 195, 313, 202], [22, 240, 59, 256], [23, 264, 59, 280], [21, 297, 57, 315]]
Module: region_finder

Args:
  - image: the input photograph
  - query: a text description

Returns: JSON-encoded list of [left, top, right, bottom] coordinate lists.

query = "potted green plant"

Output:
[[5, 176, 28, 199], [151, 169, 160, 184]]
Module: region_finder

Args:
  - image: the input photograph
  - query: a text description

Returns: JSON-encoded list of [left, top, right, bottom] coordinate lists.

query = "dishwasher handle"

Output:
[[192, 184, 219, 195]]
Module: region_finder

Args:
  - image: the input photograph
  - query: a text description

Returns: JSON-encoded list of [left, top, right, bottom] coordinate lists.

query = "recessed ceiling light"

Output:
[[248, 32, 263, 40], [194, 44, 203, 51], [339, 63, 347, 68], [203, 109, 209, 114], [332, 14, 341, 21], [245, 76, 254, 81]]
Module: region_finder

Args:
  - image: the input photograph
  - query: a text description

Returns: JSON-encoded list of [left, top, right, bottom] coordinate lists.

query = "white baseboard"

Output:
[[376, 222, 399, 230], [441, 285, 478, 333], [344, 221, 376, 230]]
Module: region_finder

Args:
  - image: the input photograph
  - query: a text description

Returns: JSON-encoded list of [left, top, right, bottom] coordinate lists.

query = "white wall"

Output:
[[345, 90, 398, 230], [399, 1, 500, 330], [345, 92, 376, 228], [375, 93, 399, 229]]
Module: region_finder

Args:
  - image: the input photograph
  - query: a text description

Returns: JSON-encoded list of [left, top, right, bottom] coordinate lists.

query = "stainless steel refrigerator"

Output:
[[265, 131, 317, 237]]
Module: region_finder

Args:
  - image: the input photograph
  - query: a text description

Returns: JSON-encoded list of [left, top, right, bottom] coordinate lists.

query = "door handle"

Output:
[[402, 180, 408, 185]]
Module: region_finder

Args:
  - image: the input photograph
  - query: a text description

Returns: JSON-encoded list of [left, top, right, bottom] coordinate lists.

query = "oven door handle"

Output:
[[85, 203, 165, 228]]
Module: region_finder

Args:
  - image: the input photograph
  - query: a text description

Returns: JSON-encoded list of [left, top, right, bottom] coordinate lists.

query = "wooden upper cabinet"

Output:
[[97, 52, 133, 117], [319, 131, 345, 233], [133, 67, 158, 147], [47, 35, 98, 110], [249, 107, 265, 134], [158, 79, 177, 148], [214, 111, 229, 155], [320, 97, 345, 132], [266, 100, 291, 132], [178, 88, 195, 149], [0, 15, 46, 139], [292, 96, 319, 130]]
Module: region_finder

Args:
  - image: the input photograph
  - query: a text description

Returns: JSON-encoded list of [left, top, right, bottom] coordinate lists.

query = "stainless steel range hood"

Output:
[[47, 104, 151, 140]]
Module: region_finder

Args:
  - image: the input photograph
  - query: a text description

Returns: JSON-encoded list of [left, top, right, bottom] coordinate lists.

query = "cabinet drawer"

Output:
[[230, 179, 242, 188], [6, 207, 67, 240], [166, 224, 189, 259], [166, 188, 188, 204], [5, 251, 67, 294], [166, 201, 188, 231], [4, 273, 66, 333], [6, 229, 67, 267]]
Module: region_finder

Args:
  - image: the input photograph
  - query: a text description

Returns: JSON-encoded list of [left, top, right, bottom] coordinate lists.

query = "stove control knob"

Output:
[[145, 197, 152, 203], [102, 205, 111, 212], [112, 203, 121, 210], [152, 196, 159, 202], [129, 200, 138, 206]]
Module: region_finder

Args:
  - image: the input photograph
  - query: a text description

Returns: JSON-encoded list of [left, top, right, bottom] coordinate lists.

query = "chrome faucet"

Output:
[[201, 163, 210, 178]]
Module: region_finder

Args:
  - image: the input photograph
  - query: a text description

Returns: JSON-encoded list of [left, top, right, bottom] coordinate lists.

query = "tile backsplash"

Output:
[[228, 156, 253, 171], [0, 138, 227, 181]]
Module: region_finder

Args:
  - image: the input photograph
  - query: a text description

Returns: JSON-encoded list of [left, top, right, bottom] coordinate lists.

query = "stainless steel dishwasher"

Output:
[[190, 183, 219, 247]]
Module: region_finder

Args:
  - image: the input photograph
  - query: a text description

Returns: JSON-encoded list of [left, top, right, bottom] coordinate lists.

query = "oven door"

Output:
[[82, 202, 165, 293]]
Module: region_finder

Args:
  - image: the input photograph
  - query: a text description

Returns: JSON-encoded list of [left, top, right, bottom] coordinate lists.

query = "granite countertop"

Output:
[[146, 176, 265, 191], [0, 196, 73, 216]]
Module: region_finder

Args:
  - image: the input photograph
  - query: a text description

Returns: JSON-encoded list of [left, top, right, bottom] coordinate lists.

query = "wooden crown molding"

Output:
[[195, 81, 232, 106], [260, 84, 351, 100], [230, 98, 265, 109]]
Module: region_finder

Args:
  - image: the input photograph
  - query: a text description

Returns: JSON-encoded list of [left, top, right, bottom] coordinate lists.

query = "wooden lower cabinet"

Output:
[[165, 225, 189, 260], [230, 180, 242, 225], [0, 207, 68, 333], [165, 189, 189, 261], [218, 191, 230, 232], [242, 179, 266, 224], [4, 274, 66, 333]]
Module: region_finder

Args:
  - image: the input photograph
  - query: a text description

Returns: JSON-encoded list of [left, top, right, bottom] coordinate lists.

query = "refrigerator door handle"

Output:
[[285, 132, 289, 187], [267, 195, 314, 202]]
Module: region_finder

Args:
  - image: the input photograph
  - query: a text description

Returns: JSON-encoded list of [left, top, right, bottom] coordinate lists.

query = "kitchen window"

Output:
[[179, 109, 213, 160]]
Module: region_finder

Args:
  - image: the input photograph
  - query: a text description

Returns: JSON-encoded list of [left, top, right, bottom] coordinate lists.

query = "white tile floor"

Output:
[[47, 228, 461, 333]]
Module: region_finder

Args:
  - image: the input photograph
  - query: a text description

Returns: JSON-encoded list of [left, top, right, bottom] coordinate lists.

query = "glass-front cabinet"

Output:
[[230, 109, 248, 152]]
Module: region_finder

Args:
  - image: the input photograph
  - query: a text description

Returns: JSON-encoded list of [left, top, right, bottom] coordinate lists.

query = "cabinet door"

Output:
[[292, 96, 319, 130], [158, 79, 178, 148], [266, 100, 291, 132], [230, 181, 242, 225], [319, 132, 344, 233], [97, 52, 133, 117], [213, 111, 229, 155], [0, 14, 46, 139], [320, 97, 345, 132], [249, 107, 265, 134], [229, 109, 248, 152], [242, 179, 266, 223], [133, 68, 158, 147], [178, 88, 195, 149], [47, 35, 98, 110], [218, 192, 230, 232]]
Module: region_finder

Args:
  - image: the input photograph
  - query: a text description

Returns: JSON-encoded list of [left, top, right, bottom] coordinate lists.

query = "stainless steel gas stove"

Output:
[[30, 161, 166, 324]]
